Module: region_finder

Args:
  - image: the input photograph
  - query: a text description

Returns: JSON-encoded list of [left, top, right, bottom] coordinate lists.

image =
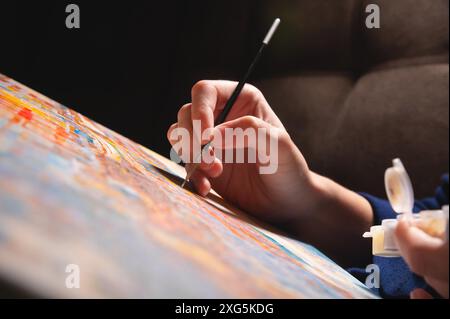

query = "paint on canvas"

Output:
[[0, 74, 376, 298]]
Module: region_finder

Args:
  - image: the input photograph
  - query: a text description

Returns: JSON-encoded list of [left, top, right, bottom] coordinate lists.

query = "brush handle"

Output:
[[214, 18, 280, 125], [214, 43, 266, 126], [181, 19, 281, 187]]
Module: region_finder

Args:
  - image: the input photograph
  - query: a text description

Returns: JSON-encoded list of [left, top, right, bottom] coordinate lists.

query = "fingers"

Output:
[[169, 103, 193, 162], [395, 219, 448, 280], [185, 163, 211, 197], [167, 123, 178, 144], [199, 155, 223, 178], [213, 115, 293, 176], [214, 115, 281, 150], [169, 80, 276, 156], [192, 172, 211, 197], [410, 288, 433, 299], [425, 277, 449, 298], [177, 103, 193, 133], [168, 100, 223, 192], [191, 81, 217, 144], [191, 80, 270, 128], [168, 80, 276, 196]]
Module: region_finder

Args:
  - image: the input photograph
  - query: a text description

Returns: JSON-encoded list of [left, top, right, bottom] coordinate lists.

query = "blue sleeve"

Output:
[[360, 174, 449, 225], [352, 174, 449, 298]]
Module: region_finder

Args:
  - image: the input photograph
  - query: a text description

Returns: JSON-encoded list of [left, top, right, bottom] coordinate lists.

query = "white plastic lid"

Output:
[[384, 158, 414, 215]]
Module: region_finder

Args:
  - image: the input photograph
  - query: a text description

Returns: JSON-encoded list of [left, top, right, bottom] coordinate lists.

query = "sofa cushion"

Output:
[[254, 0, 449, 196]]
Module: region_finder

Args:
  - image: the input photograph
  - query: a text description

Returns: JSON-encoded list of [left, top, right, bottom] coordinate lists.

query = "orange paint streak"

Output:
[[18, 108, 33, 121], [54, 126, 69, 145]]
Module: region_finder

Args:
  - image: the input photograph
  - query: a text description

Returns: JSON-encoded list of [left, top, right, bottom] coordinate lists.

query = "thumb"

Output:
[[213, 115, 282, 151], [395, 219, 447, 279], [410, 288, 433, 299], [214, 115, 281, 149]]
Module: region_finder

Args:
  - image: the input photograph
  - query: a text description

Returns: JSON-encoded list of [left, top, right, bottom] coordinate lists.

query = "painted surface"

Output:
[[0, 74, 376, 298]]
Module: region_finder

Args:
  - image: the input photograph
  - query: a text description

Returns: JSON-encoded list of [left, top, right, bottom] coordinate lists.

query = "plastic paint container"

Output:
[[363, 159, 449, 257]]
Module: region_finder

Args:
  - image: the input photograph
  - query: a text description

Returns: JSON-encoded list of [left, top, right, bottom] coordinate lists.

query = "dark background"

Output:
[[1, 0, 448, 197], [0, 0, 272, 156]]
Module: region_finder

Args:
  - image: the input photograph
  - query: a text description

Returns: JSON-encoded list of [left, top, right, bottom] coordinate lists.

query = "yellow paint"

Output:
[[371, 226, 385, 256]]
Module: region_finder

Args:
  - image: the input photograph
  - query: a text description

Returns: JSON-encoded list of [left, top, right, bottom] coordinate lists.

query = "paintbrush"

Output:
[[181, 18, 281, 188]]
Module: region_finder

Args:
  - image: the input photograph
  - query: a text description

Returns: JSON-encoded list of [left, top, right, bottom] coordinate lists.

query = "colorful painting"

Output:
[[0, 73, 377, 298]]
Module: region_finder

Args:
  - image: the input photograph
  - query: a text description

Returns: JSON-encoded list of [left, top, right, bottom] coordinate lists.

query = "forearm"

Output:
[[283, 172, 374, 267]]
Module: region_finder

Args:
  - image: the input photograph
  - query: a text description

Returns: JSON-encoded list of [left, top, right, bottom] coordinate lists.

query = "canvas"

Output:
[[0, 73, 377, 298]]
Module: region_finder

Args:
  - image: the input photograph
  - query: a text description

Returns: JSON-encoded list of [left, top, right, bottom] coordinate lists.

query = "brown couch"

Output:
[[172, 0, 449, 197]]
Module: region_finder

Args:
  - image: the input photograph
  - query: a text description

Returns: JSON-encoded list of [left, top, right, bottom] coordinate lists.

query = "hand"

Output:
[[167, 81, 373, 266], [168, 80, 374, 266], [167, 80, 313, 223], [395, 219, 449, 299]]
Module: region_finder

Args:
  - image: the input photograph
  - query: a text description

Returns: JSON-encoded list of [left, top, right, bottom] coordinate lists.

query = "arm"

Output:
[[282, 173, 374, 267]]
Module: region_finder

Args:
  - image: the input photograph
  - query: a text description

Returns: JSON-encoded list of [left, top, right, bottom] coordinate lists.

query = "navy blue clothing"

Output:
[[349, 174, 449, 299]]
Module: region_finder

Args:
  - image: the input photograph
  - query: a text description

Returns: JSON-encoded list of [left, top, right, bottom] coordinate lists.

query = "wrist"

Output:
[[293, 171, 373, 225], [302, 172, 334, 215]]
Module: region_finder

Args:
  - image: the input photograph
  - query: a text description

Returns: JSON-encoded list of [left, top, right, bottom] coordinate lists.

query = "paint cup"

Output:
[[416, 210, 448, 239], [363, 159, 449, 257]]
